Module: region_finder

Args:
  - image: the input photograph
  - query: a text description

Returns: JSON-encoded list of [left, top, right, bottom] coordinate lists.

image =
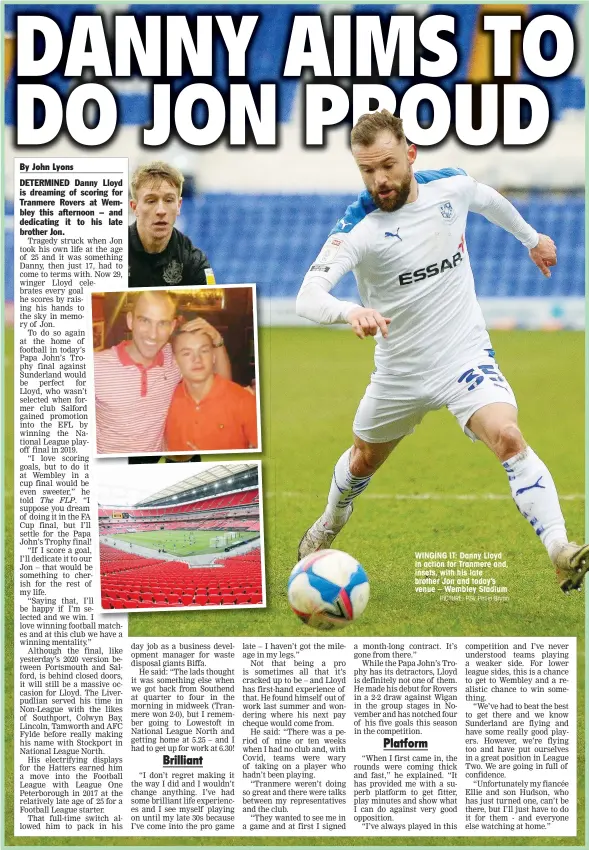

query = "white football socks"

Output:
[[326, 448, 373, 520], [324, 445, 568, 556], [502, 447, 568, 557]]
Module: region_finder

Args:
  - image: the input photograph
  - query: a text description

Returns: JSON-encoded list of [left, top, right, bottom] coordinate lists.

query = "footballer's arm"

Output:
[[296, 235, 390, 339], [469, 182, 557, 277]]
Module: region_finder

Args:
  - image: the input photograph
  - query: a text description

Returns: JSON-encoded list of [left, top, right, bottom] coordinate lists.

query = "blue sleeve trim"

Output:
[[415, 167, 467, 184], [329, 190, 378, 234]]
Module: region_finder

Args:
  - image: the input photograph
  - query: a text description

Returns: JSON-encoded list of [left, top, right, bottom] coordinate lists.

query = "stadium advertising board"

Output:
[[4, 1, 586, 845]]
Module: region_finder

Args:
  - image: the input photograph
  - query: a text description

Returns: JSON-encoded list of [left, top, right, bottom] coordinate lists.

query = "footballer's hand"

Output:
[[180, 317, 223, 346], [529, 234, 557, 278], [347, 307, 391, 339]]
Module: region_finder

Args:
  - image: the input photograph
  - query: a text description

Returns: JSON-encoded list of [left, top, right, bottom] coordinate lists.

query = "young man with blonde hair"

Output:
[[296, 109, 588, 594], [129, 161, 215, 288]]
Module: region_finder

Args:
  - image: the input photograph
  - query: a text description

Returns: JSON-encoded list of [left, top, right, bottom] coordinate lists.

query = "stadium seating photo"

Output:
[[98, 464, 265, 611]]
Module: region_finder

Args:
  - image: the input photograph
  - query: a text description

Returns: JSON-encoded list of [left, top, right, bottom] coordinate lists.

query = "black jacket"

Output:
[[128, 223, 213, 288]]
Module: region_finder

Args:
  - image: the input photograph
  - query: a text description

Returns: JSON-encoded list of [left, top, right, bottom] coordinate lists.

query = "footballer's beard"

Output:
[[371, 169, 413, 213]]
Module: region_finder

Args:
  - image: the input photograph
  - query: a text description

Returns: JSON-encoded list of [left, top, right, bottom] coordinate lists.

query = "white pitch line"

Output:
[[266, 492, 584, 501]]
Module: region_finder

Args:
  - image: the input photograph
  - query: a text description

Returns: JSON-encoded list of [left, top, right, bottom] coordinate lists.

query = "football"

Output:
[[287, 549, 370, 630]]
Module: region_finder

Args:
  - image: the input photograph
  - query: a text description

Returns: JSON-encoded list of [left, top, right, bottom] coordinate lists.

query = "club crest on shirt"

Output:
[[163, 260, 183, 284], [318, 238, 342, 263], [439, 201, 457, 224]]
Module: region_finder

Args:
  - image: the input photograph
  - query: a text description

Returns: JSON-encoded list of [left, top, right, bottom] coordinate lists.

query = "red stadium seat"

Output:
[[221, 593, 236, 605], [234, 593, 249, 604]]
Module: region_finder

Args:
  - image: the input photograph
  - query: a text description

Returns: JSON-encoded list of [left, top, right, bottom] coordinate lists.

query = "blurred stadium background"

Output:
[[3, 5, 587, 644], [3, 3, 585, 329]]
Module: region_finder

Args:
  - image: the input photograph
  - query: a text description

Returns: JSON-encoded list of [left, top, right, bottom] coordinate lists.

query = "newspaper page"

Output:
[[4, 2, 586, 846]]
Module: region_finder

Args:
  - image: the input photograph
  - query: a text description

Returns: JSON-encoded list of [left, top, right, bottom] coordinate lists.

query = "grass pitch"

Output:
[[112, 529, 259, 556], [126, 329, 586, 846], [134, 329, 585, 643], [5, 326, 587, 845]]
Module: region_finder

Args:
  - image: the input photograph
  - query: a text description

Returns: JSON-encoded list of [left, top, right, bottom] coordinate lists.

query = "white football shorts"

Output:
[[353, 348, 517, 443]]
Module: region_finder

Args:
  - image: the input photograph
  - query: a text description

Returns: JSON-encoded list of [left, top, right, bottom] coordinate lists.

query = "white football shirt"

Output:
[[297, 169, 538, 376]]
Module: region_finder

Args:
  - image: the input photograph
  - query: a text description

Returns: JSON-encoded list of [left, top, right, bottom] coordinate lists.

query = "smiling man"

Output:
[[129, 161, 215, 288], [295, 109, 588, 594], [94, 291, 230, 455], [165, 328, 258, 452]]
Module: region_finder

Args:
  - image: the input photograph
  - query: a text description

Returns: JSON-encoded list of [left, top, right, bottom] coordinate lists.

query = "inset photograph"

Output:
[[97, 462, 264, 611], [90, 285, 260, 456]]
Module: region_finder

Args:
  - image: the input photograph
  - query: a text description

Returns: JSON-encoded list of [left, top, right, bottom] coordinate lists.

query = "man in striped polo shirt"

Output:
[[94, 290, 229, 455]]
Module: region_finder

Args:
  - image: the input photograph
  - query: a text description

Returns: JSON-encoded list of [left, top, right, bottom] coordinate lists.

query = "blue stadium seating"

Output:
[[4, 6, 584, 308], [4, 193, 583, 303], [177, 192, 584, 300], [352, 4, 479, 86], [4, 5, 98, 126], [517, 5, 583, 119], [5, 4, 318, 126]]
